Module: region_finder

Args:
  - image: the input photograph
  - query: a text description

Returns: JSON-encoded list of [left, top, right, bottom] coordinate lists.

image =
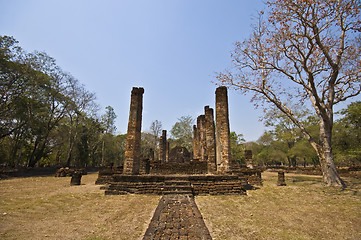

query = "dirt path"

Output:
[[143, 194, 212, 240]]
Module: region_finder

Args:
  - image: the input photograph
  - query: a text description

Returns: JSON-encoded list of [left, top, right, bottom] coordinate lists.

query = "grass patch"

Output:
[[196, 171, 361, 240]]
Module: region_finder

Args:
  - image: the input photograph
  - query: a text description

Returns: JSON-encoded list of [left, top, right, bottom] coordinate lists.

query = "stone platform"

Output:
[[104, 174, 247, 195]]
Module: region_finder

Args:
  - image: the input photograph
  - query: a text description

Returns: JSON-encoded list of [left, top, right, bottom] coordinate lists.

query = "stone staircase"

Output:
[[163, 177, 192, 195]]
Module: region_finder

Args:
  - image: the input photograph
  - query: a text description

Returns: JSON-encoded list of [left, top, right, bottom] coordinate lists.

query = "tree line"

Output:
[[233, 103, 361, 168], [0, 35, 124, 168]]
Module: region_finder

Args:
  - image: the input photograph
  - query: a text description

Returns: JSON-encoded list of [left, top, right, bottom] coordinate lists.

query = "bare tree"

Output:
[[149, 120, 162, 158], [217, 0, 361, 187]]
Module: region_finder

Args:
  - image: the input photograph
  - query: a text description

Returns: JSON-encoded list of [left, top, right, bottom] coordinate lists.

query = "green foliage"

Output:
[[0, 35, 126, 168], [170, 115, 194, 150], [333, 102, 361, 166], [101, 106, 117, 134], [230, 131, 245, 163]]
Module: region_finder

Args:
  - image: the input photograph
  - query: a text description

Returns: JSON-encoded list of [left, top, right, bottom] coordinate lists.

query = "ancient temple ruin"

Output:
[[97, 86, 262, 195]]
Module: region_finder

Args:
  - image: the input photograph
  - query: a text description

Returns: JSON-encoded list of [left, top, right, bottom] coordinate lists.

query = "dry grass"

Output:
[[0, 173, 160, 240], [196, 171, 361, 240], [1, 171, 360, 240]]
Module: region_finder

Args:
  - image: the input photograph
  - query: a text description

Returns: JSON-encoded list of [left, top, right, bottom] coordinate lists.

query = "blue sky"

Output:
[[1, 0, 270, 141]]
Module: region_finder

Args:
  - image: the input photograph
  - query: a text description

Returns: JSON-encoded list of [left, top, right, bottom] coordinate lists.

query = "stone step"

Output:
[[163, 190, 193, 195], [163, 185, 192, 191], [164, 180, 191, 186]]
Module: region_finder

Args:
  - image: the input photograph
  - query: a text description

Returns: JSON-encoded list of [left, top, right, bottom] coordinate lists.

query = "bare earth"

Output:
[[196, 171, 361, 240], [0, 171, 360, 239], [0, 173, 160, 240]]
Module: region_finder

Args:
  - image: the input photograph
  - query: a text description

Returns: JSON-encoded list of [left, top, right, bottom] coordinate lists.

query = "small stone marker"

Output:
[[70, 171, 82, 185], [277, 171, 286, 186]]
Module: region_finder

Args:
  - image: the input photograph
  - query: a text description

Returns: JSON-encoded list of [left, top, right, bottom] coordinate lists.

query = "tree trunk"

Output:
[[314, 119, 345, 187], [101, 139, 105, 166]]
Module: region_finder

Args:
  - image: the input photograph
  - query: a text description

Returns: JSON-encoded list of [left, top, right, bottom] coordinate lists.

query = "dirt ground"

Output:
[[0, 173, 160, 240], [1, 171, 360, 239], [196, 171, 361, 240]]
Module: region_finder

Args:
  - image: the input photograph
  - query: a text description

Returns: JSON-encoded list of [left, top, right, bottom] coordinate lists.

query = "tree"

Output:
[[230, 131, 246, 163], [333, 101, 361, 165], [102, 106, 117, 134], [170, 115, 194, 150], [100, 106, 117, 165], [149, 120, 162, 159], [217, 0, 361, 187]]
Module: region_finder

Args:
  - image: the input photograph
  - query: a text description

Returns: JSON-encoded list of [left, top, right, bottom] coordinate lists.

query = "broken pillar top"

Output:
[[131, 87, 144, 95], [215, 86, 227, 94]]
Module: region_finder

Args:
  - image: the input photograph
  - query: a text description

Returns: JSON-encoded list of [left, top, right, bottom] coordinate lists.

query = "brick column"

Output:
[[205, 106, 217, 173], [193, 125, 200, 160], [123, 87, 144, 175], [197, 115, 206, 161], [159, 130, 167, 163], [166, 141, 169, 163], [215, 86, 231, 173]]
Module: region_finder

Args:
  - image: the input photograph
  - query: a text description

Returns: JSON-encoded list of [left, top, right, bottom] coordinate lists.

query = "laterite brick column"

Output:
[[123, 87, 144, 175], [204, 106, 217, 173], [197, 115, 206, 162], [159, 130, 167, 163], [193, 125, 200, 160], [215, 86, 231, 173]]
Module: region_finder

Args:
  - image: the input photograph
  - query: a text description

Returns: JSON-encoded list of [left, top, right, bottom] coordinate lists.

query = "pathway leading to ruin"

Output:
[[143, 194, 212, 240]]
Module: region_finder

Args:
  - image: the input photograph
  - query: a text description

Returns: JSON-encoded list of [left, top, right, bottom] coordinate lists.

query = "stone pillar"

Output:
[[159, 130, 167, 163], [205, 106, 217, 173], [149, 148, 154, 162], [215, 86, 231, 173], [70, 171, 82, 185], [277, 171, 286, 186], [149, 148, 154, 173], [193, 125, 200, 160], [197, 115, 206, 161], [123, 87, 144, 175], [245, 150, 254, 169], [166, 141, 169, 163]]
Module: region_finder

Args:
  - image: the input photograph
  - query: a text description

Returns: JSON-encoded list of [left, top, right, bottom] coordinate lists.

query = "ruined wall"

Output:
[[150, 160, 208, 175], [105, 175, 247, 195], [123, 87, 144, 175]]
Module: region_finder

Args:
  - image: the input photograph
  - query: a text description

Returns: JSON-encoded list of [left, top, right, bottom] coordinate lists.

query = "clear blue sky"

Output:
[[1, 0, 269, 141]]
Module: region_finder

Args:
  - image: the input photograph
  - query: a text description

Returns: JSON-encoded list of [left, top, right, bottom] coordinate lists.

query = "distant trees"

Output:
[[170, 115, 194, 150], [0, 35, 125, 168], [230, 131, 245, 163], [333, 101, 361, 166], [249, 102, 360, 168], [217, 0, 361, 186]]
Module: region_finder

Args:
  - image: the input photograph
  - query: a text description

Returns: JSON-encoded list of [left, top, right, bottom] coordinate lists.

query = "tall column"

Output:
[[166, 141, 169, 163], [215, 86, 231, 173], [197, 115, 206, 161], [159, 130, 167, 163], [123, 87, 144, 175], [205, 106, 217, 173], [193, 125, 200, 160]]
